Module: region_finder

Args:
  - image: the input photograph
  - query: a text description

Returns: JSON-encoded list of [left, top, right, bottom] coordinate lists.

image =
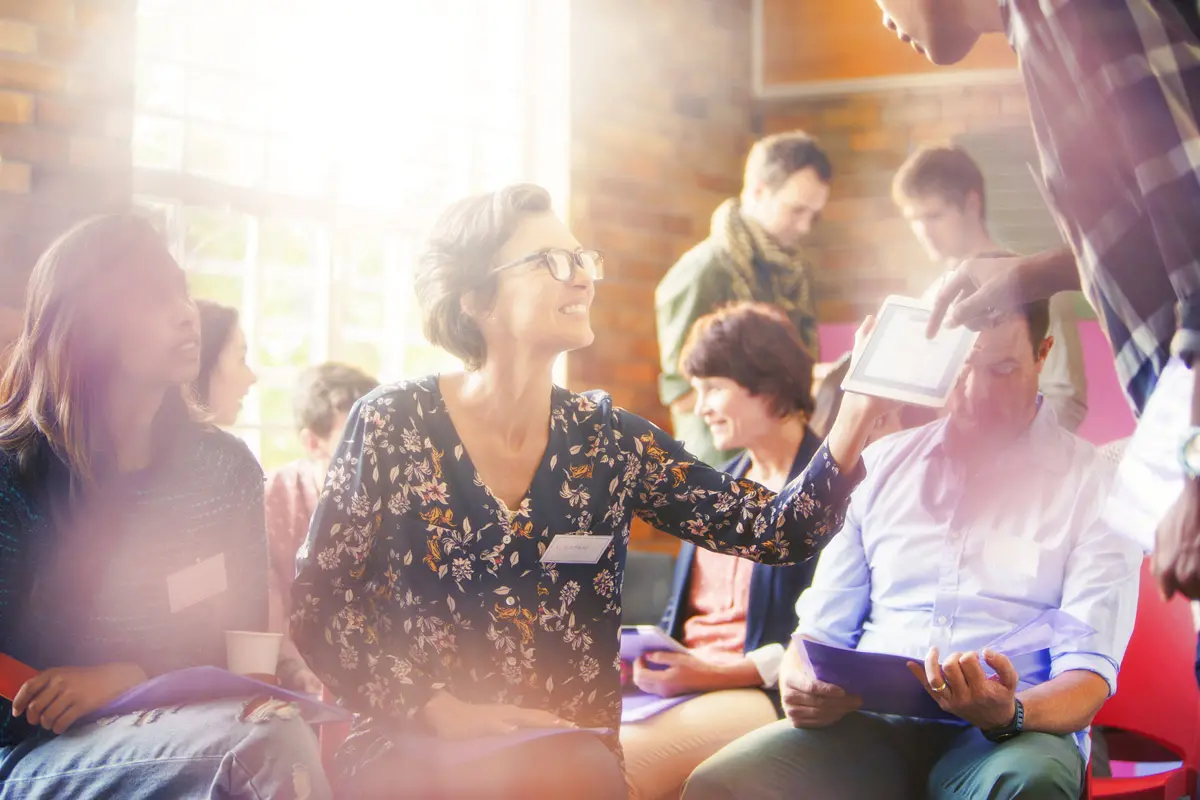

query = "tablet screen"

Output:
[[843, 299, 979, 407]]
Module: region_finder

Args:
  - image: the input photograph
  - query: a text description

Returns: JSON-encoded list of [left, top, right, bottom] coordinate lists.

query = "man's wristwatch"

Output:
[[983, 697, 1024, 743], [1180, 427, 1200, 480]]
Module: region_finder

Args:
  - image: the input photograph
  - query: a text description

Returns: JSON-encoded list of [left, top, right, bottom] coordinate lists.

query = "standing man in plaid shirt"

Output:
[[877, 1, 1200, 599]]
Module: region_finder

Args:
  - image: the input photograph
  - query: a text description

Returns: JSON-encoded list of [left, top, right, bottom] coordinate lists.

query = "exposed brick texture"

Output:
[[567, 0, 755, 549], [0, 0, 134, 308], [762, 80, 1037, 323]]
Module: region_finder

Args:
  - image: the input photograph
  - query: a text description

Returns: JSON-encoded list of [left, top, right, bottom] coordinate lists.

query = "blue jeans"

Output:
[[0, 698, 331, 799], [683, 713, 1084, 800]]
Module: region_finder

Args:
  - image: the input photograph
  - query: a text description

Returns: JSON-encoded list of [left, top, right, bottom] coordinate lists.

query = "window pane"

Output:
[[258, 218, 319, 270], [188, 71, 266, 130], [332, 339, 383, 378], [258, 322, 312, 368], [183, 206, 249, 262], [134, 197, 177, 238], [135, 63, 187, 115], [402, 343, 458, 379], [334, 234, 388, 281], [260, 427, 305, 473], [133, 115, 185, 171], [258, 382, 296, 431], [259, 276, 317, 324], [184, 125, 264, 187], [136, 11, 187, 63], [266, 139, 330, 198], [188, 272, 243, 307]]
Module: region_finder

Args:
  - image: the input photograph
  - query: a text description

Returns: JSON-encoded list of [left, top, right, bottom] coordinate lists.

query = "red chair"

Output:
[[1088, 557, 1200, 799]]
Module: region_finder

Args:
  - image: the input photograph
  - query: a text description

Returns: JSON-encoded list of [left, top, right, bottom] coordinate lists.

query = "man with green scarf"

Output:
[[656, 132, 830, 466]]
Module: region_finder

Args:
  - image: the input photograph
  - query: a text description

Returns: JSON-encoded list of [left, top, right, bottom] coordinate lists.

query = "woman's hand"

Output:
[[12, 663, 147, 735], [421, 690, 577, 740], [632, 650, 759, 697], [826, 315, 900, 469]]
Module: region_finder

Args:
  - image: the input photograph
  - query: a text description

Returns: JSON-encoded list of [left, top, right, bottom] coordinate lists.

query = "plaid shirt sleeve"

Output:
[[1050, 0, 1200, 362]]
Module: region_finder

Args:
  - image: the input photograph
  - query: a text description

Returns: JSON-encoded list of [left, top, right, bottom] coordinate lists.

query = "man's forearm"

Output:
[[1020, 246, 1081, 299], [1016, 669, 1109, 735]]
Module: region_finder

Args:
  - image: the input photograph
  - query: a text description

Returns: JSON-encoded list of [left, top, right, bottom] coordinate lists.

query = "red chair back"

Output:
[[1093, 558, 1200, 772]]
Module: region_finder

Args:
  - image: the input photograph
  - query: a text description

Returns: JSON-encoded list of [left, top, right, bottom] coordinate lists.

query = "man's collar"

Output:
[[924, 397, 1069, 472]]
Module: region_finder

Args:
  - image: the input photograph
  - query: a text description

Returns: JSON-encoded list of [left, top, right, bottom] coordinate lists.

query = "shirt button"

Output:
[[951, 531, 962, 541], [505, 596, 515, 606], [936, 615, 948, 626], [503, 535, 512, 544]]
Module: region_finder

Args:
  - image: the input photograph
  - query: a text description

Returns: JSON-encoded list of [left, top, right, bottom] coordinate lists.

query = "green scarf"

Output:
[[710, 199, 820, 357]]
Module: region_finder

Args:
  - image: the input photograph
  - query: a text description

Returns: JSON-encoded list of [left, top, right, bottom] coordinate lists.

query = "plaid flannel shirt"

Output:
[[1001, 0, 1200, 415]]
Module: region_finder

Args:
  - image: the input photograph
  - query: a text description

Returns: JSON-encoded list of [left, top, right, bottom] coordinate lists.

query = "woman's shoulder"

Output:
[[559, 388, 662, 441], [354, 377, 441, 419], [560, 387, 614, 423], [185, 424, 263, 480]]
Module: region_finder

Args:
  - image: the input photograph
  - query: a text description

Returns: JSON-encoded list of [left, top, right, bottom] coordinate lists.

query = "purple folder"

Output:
[[394, 727, 612, 764], [798, 639, 955, 721], [621, 689, 700, 723], [795, 609, 1096, 721], [80, 666, 352, 725]]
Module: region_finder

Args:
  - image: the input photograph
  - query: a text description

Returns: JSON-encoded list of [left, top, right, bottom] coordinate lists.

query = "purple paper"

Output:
[[394, 727, 612, 764], [986, 609, 1095, 658], [798, 639, 955, 721], [621, 689, 699, 723], [81, 666, 352, 725]]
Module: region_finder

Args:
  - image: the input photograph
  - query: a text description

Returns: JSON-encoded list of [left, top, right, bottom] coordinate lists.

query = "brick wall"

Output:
[[761, 80, 1038, 324], [567, 0, 754, 423], [0, 0, 136, 309], [567, 0, 755, 549]]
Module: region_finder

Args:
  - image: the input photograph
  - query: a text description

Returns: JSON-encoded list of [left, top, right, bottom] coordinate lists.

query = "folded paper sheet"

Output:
[[620, 689, 699, 724], [80, 666, 352, 725]]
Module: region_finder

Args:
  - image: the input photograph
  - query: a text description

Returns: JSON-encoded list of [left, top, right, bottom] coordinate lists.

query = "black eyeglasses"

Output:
[[494, 248, 605, 282]]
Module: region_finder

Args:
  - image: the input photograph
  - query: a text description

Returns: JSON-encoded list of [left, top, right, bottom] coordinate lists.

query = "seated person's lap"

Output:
[[683, 713, 1083, 800], [345, 731, 627, 800], [0, 698, 327, 800]]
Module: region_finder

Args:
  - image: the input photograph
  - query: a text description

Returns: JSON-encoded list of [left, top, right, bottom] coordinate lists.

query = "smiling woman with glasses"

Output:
[[291, 183, 894, 799]]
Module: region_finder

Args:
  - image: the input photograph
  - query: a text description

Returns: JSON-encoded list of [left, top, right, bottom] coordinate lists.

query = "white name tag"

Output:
[[540, 534, 613, 565], [166, 552, 228, 613]]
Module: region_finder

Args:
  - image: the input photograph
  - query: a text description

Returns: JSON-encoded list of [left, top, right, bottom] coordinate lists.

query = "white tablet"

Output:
[[619, 625, 688, 662], [841, 295, 980, 408]]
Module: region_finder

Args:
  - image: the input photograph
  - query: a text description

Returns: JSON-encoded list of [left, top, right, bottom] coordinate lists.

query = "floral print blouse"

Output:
[[291, 377, 861, 778]]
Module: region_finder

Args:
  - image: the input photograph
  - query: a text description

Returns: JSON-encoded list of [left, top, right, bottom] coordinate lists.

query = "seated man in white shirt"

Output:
[[682, 302, 1142, 800]]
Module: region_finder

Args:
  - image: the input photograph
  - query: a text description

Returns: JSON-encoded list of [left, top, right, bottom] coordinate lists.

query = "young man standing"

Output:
[[656, 132, 831, 466], [878, 0, 1200, 598], [893, 144, 1088, 430]]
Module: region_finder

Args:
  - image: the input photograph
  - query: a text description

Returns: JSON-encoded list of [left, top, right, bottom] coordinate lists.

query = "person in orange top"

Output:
[[266, 362, 377, 692], [621, 303, 899, 800]]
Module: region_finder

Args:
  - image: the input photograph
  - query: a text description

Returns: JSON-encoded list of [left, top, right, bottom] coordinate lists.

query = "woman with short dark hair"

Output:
[[191, 299, 257, 427], [292, 184, 891, 799], [621, 302, 826, 800]]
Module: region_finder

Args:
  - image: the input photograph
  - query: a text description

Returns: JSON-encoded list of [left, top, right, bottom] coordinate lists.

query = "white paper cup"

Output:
[[225, 630, 283, 677]]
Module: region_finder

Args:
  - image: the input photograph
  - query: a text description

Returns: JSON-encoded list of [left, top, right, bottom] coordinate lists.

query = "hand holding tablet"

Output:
[[842, 296, 980, 408], [619, 626, 688, 663]]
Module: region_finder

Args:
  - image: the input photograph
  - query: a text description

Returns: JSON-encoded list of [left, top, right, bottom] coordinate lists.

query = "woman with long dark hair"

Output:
[[0, 215, 329, 798]]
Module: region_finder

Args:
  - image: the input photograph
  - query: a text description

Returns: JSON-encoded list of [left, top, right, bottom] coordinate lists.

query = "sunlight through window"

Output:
[[133, 0, 569, 469]]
